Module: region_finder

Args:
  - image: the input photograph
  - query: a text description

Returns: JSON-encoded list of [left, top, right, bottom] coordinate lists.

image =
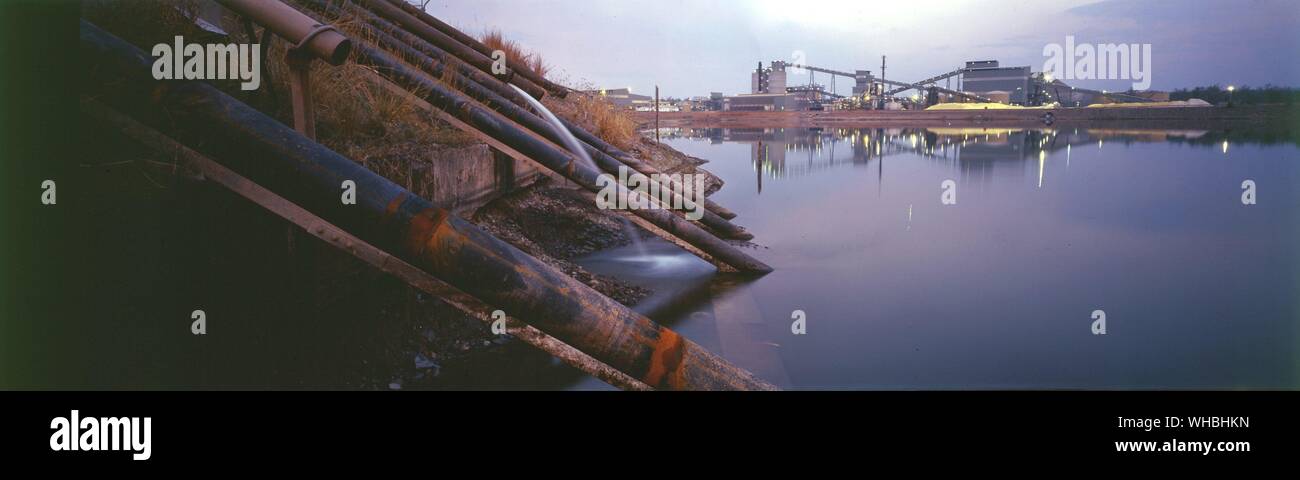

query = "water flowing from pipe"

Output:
[[508, 84, 646, 256], [508, 84, 598, 172]]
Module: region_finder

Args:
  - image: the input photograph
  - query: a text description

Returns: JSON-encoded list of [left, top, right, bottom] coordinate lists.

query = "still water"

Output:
[[576, 127, 1300, 389]]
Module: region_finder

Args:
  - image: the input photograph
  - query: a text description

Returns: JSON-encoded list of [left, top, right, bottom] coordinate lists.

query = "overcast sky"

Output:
[[426, 0, 1300, 97]]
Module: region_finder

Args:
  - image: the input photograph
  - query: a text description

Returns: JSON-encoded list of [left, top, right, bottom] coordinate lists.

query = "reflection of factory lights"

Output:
[[1222, 140, 1229, 154], [1038, 150, 1045, 188]]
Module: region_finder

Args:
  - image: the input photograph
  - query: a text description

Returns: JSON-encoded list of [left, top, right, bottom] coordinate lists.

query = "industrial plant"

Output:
[[715, 58, 1170, 112]]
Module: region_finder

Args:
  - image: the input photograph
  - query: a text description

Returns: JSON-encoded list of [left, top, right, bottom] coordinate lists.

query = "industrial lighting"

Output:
[[1227, 85, 1235, 92]]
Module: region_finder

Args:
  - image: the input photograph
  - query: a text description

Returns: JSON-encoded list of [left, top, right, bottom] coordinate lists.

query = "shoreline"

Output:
[[633, 105, 1299, 129]]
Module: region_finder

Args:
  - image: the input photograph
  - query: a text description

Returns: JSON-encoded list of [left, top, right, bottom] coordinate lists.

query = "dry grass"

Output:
[[480, 29, 549, 78], [478, 28, 638, 149], [279, 8, 479, 189], [567, 93, 638, 150]]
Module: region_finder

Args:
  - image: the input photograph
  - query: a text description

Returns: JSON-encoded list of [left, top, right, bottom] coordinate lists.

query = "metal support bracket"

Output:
[[285, 24, 338, 139]]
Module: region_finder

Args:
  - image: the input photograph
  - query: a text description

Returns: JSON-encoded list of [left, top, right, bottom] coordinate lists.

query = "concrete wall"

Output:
[[364, 76, 546, 215], [414, 144, 544, 215]]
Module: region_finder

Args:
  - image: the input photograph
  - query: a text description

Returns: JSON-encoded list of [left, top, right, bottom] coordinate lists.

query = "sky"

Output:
[[427, 0, 1300, 98]]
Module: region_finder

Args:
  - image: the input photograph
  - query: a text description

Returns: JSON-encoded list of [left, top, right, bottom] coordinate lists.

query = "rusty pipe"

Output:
[[82, 99, 653, 391], [214, 0, 351, 65], [79, 20, 775, 390]]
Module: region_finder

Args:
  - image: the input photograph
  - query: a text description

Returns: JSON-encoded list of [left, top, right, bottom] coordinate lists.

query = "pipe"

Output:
[[214, 0, 351, 65], [558, 115, 739, 220], [353, 0, 548, 100], [295, 0, 532, 108], [79, 19, 775, 390], [83, 99, 652, 391], [382, 0, 569, 98]]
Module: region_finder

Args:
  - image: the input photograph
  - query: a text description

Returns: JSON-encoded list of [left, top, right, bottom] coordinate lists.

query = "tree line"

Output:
[[1168, 85, 1300, 105]]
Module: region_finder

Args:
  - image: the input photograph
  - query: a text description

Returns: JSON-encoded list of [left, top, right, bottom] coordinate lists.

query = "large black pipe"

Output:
[[292, 0, 752, 241], [79, 20, 774, 390]]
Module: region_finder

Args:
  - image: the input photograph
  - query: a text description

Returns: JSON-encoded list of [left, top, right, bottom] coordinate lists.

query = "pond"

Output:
[[575, 126, 1300, 389]]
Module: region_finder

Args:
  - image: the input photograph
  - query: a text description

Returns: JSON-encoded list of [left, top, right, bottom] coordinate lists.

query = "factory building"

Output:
[[585, 87, 653, 110], [960, 60, 1033, 104], [751, 61, 789, 94], [724, 93, 796, 111], [727, 61, 798, 111], [851, 70, 876, 96]]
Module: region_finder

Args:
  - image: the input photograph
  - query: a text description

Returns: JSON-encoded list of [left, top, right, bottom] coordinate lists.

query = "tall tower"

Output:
[[751, 62, 765, 94]]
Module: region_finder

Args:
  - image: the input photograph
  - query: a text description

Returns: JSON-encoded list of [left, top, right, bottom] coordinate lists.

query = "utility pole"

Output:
[[654, 85, 660, 144], [880, 55, 887, 109]]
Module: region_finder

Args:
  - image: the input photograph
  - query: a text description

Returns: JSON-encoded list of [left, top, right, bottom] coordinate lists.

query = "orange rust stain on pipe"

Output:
[[422, 209, 454, 252], [403, 207, 446, 255], [382, 192, 407, 222], [641, 327, 686, 390]]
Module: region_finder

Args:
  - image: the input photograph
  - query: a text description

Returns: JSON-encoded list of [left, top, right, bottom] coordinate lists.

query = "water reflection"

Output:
[[587, 126, 1299, 389], [664, 127, 1246, 190]]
